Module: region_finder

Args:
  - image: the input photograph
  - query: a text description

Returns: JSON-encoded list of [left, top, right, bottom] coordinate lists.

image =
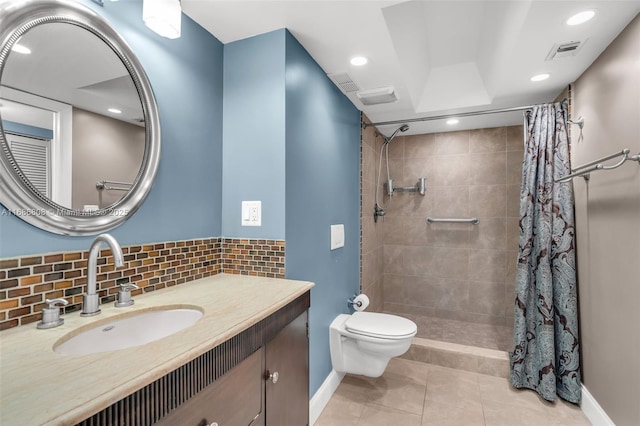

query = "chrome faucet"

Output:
[[81, 234, 124, 317]]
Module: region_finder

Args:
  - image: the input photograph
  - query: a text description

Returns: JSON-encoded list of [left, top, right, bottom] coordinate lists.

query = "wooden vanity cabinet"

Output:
[[265, 311, 309, 426], [78, 293, 311, 426], [156, 348, 265, 426], [155, 311, 309, 426]]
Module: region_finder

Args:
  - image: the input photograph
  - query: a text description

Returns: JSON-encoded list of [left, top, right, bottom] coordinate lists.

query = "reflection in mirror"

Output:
[[0, 0, 160, 235], [0, 22, 145, 211]]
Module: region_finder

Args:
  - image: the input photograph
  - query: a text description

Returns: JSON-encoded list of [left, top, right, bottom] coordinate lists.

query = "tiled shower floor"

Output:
[[400, 314, 512, 352]]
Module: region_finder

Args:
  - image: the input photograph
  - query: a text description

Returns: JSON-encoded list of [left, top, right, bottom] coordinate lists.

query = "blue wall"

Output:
[[0, 0, 224, 257], [2, 121, 53, 140], [1, 5, 362, 400], [221, 31, 286, 239], [220, 29, 361, 396], [284, 32, 361, 396]]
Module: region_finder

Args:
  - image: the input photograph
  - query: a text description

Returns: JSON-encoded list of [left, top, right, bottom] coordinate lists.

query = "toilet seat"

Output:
[[345, 312, 417, 340]]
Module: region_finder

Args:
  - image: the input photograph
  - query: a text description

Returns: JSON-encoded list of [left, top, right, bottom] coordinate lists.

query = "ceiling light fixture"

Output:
[[567, 10, 595, 26], [108, 108, 122, 114], [11, 44, 31, 54], [446, 119, 459, 125], [143, 0, 182, 39], [530, 73, 550, 82], [350, 56, 368, 66]]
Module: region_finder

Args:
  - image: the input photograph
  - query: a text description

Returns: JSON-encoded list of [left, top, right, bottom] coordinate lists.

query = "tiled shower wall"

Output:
[[360, 116, 384, 311], [362, 124, 524, 326]]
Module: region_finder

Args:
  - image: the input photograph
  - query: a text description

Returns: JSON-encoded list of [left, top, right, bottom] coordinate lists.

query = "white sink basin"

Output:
[[53, 306, 203, 355]]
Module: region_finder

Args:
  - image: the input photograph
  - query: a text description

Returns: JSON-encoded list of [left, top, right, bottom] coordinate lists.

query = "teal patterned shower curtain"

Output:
[[510, 101, 581, 404]]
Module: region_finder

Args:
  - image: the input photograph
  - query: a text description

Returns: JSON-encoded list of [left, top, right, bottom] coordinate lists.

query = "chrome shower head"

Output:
[[384, 124, 410, 144]]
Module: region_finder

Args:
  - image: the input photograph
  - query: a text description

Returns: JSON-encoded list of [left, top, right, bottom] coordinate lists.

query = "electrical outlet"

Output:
[[249, 206, 259, 222], [241, 201, 261, 226]]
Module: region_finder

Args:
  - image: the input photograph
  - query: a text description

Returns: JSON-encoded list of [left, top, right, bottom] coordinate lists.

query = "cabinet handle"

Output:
[[265, 370, 279, 384]]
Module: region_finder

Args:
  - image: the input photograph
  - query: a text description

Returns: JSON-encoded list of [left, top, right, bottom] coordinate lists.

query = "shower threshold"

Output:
[[401, 337, 509, 379], [388, 313, 512, 379]]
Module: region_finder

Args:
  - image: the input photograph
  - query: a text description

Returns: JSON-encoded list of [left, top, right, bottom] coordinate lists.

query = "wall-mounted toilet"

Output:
[[329, 311, 417, 377]]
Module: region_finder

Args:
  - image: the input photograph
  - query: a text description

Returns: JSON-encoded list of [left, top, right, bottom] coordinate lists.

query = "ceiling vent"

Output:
[[356, 86, 398, 106], [329, 72, 360, 93], [546, 39, 588, 60]]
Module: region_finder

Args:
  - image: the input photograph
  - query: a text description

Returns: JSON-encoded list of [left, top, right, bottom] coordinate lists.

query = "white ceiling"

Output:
[[183, 0, 640, 136], [1, 22, 143, 127]]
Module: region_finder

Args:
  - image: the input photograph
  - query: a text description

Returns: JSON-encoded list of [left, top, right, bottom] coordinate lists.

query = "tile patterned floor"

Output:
[[315, 358, 591, 426]]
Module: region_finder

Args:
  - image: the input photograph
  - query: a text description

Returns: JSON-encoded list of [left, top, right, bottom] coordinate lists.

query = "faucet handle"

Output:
[[46, 298, 69, 309], [115, 283, 139, 308], [37, 298, 69, 329], [120, 283, 139, 292]]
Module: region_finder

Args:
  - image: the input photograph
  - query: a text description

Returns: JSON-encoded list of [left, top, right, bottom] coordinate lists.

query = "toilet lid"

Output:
[[345, 312, 417, 339]]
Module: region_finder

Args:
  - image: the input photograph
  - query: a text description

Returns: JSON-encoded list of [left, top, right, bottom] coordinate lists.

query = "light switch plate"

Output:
[[241, 201, 261, 226], [330, 224, 344, 250]]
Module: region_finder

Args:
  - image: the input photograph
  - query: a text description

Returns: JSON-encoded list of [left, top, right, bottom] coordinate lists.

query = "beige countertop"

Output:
[[0, 273, 314, 425]]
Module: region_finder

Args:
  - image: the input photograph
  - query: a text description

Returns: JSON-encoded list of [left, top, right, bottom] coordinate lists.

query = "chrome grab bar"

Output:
[[426, 217, 480, 224], [96, 180, 133, 191]]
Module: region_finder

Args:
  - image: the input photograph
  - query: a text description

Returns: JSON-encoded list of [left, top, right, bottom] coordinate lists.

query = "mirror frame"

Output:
[[0, 0, 161, 235]]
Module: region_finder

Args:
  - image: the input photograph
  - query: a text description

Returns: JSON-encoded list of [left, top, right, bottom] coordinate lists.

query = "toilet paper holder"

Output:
[[347, 293, 370, 311], [347, 294, 363, 309]]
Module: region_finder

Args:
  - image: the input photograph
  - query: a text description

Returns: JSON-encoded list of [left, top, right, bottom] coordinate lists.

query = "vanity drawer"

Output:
[[156, 347, 264, 426]]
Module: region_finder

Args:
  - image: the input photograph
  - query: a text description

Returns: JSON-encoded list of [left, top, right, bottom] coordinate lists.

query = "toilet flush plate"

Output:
[[330, 224, 345, 250]]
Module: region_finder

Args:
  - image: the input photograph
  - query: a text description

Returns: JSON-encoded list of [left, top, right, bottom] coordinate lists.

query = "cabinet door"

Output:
[[265, 312, 309, 425], [156, 347, 264, 426]]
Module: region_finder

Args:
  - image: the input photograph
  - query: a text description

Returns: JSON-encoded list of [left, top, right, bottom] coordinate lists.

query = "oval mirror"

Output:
[[0, 0, 160, 235]]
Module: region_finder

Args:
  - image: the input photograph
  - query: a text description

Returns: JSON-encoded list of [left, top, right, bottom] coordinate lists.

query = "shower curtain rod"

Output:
[[363, 105, 536, 128]]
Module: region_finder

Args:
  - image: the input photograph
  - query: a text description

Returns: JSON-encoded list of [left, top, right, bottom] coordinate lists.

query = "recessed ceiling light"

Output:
[[530, 73, 550, 82], [446, 118, 459, 125], [350, 56, 368, 66], [108, 108, 122, 114], [11, 44, 31, 54], [567, 10, 595, 26]]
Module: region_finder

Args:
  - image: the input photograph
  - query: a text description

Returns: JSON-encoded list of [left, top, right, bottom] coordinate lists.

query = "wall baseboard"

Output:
[[581, 384, 615, 426], [309, 369, 344, 426]]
